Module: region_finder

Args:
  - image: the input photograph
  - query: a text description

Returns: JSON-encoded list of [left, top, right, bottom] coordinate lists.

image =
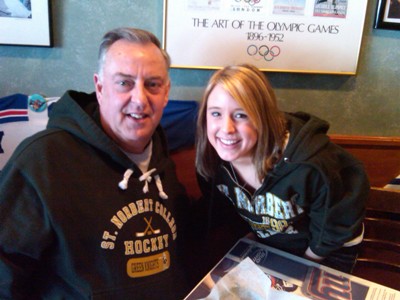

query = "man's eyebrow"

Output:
[[112, 73, 133, 79], [112, 73, 166, 81], [147, 76, 165, 81]]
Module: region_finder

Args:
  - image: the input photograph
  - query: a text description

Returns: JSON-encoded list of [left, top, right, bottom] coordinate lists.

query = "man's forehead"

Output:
[[107, 40, 165, 61], [103, 42, 168, 74]]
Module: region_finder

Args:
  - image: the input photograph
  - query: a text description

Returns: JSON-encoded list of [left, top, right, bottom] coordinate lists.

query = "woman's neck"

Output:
[[230, 160, 262, 191]]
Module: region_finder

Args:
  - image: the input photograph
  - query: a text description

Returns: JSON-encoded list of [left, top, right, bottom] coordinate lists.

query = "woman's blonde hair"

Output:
[[196, 64, 287, 179]]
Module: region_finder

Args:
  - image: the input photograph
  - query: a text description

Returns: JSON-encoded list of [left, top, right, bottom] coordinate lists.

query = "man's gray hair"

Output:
[[97, 27, 171, 78]]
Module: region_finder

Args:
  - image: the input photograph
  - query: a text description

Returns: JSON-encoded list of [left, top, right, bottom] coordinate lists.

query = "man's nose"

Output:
[[130, 84, 148, 106]]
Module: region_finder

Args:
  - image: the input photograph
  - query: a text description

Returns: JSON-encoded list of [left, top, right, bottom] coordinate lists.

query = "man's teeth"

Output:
[[129, 113, 144, 119], [220, 138, 237, 145]]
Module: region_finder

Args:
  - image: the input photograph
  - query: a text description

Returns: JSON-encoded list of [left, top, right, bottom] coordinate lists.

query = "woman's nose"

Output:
[[222, 116, 235, 133]]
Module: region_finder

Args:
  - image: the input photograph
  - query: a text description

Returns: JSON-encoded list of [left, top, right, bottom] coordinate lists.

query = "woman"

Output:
[[195, 64, 369, 273]]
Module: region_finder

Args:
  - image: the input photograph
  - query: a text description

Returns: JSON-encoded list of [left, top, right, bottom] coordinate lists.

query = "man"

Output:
[[0, 27, 190, 299]]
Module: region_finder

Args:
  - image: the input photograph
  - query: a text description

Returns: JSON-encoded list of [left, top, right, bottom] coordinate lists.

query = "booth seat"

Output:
[[329, 134, 400, 188]]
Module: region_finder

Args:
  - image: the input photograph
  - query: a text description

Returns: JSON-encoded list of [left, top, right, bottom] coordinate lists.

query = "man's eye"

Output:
[[118, 80, 129, 87], [148, 82, 160, 88], [115, 80, 135, 91], [145, 81, 163, 93]]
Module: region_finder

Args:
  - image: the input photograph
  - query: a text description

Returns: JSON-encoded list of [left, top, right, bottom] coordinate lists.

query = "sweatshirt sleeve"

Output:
[[0, 163, 54, 299], [308, 151, 370, 258]]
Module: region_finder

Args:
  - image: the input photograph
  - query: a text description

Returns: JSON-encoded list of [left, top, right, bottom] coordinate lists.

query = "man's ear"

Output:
[[93, 73, 103, 104]]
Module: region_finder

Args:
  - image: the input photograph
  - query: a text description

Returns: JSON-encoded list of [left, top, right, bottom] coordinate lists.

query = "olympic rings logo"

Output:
[[235, 0, 261, 6], [247, 44, 281, 61]]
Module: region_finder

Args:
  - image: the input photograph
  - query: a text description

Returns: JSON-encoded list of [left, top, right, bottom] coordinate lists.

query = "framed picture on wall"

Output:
[[163, 0, 369, 75], [0, 0, 52, 47], [374, 0, 400, 30]]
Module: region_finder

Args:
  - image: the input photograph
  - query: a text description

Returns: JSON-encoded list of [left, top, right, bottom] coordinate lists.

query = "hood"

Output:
[[46, 91, 170, 198], [47, 90, 128, 165], [283, 112, 331, 163]]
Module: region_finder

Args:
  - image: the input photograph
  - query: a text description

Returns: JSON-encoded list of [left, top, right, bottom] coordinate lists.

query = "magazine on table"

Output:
[[185, 238, 400, 300]]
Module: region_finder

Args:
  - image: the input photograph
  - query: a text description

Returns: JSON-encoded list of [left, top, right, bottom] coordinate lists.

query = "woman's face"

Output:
[[206, 84, 258, 164]]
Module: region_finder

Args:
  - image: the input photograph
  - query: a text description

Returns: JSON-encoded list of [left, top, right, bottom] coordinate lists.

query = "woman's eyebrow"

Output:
[[207, 106, 221, 110]]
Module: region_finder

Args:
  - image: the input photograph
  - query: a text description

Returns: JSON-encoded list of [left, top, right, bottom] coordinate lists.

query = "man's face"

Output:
[[94, 40, 170, 153]]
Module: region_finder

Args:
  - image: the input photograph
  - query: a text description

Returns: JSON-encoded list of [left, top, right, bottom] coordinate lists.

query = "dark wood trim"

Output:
[[329, 135, 400, 187]]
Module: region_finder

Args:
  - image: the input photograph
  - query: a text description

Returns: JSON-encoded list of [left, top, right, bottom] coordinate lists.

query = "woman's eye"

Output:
[[210, 111, 220, 117], [235, 112, 248, 119]]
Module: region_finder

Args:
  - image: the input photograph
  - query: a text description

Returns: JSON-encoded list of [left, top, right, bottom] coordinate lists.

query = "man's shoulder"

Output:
[[10, 128, 71, 162]]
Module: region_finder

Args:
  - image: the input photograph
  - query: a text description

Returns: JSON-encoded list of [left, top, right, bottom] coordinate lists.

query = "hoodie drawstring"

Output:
[[118, 169, 134, 190], [118, 168, 168, 199], [154, 174, 168, 199], [140, 168, 156, 193]]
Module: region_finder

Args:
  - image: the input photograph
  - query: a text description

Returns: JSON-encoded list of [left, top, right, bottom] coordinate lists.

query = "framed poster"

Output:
[[0, 0, 52, 47], [163, 0, 368, 74], [374, 0, 400, 30]]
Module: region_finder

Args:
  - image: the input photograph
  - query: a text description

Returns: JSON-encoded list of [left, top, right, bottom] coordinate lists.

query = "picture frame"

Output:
[[374, 0, 400, 30], [163, 0, 368, 75], [0, 0, 52, 47]]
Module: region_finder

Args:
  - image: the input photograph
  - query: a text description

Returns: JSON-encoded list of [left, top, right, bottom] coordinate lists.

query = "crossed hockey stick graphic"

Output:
[[135, 217, 160, 237]]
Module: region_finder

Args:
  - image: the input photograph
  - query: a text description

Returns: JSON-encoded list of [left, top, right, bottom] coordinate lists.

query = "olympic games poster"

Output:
[[163, 0, 368, 74]]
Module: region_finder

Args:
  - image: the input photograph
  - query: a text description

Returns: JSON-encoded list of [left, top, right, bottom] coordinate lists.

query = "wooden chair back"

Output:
[[352, 187, 400, 291], [329, 135, 400, 187]]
